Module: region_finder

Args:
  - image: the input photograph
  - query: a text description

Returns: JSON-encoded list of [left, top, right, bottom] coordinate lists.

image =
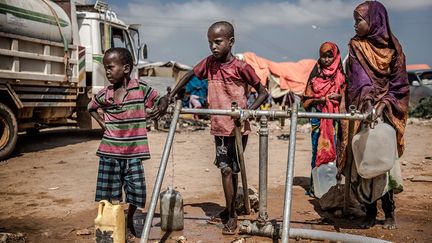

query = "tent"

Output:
[[238, 52, 316, 98], [407, 64, 431, 71]]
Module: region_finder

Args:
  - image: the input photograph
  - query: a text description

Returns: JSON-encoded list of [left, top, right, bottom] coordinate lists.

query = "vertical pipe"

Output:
[[281, 103, 298, 243], [258, 115, 269, 222], [343, 119, 355, 215], [140, 100, 182, 243]]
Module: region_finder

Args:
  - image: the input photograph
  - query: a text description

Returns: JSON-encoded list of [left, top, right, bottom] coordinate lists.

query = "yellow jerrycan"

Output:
[[94, 200, 125, 243]]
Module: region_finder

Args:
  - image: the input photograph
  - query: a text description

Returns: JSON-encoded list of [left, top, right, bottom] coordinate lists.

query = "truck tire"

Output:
[[0, 103, 18, 161]]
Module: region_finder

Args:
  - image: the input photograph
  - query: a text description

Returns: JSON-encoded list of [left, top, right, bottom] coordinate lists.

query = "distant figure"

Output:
[[302, 42, 346, 196], [169, 21, 268, 234], [343, 1, 409, 229], [87, 47, 168, 238]]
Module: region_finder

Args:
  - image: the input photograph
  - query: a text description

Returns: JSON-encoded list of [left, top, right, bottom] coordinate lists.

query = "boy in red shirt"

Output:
[[170, 21, 268, 234]]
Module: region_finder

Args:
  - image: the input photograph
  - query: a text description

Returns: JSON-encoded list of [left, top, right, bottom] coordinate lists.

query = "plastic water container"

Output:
[[312, 162, 337, 198], [160, 186, 184, 231], [94, 200, 125, 243], [352, 120, 397, 179]]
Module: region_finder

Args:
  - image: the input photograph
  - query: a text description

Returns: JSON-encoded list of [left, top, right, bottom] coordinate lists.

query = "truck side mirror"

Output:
[[140, 44, 148, 60]]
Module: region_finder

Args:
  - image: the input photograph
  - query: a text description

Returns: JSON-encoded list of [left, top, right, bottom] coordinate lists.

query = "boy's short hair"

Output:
[[105, 47, 134, 71], [209, 21, 234, 38]]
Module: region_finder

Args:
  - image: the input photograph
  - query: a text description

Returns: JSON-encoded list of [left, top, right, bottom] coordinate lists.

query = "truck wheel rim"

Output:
[[0, 117, 10, 149]]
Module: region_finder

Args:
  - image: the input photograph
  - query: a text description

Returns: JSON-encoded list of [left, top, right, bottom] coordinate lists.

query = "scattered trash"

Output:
[[277, 134, 290, 141], [235, 186, 259, 214], [0, 232, 25, 243], [76, 228, 92, 235], [425, 156, 432, 160], [175, 235, 187, 243], [48, 187, 59, 190], [231, 237, 246, 243], [205, 168, 210, 172], [405, 175, 415, 180], [298, 123, 312, 133]]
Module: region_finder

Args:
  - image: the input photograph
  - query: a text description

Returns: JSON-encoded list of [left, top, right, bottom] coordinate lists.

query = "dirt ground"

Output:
[[1, 118, 432, 243]]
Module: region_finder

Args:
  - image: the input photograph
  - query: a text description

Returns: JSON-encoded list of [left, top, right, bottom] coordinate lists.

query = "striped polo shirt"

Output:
[[88, 79, 160, 159]]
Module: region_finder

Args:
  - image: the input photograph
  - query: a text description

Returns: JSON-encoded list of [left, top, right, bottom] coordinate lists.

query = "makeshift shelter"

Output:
[[138, 61, 192, 94], [407, 64, 431, 71], [238, 52, 316, 98], [138, 61, 191, 82]]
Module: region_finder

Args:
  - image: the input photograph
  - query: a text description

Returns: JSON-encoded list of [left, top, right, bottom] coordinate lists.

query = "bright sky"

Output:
[[107, 0, 432, 67]]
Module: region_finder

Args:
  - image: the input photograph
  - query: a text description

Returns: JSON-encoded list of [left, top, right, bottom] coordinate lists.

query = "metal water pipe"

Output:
[[140, 100, 182, 243]]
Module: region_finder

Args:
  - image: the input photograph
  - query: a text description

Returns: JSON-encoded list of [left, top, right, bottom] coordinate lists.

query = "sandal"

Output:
[[206, 208, 229, 225], [222, 217, 238, 235]]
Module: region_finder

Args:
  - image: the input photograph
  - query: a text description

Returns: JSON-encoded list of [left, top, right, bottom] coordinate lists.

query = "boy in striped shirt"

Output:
[[88, 47, 168, 237]]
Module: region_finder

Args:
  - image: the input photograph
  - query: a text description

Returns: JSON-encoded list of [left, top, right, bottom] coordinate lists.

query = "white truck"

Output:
[[0, 0, 145, 159]]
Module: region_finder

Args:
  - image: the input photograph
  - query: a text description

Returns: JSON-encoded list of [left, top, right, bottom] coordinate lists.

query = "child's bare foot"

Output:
[[222, 216, 238, 235], [383, 215, 397, 230]]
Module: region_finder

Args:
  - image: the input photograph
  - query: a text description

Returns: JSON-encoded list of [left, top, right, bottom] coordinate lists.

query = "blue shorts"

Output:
[[95, 157, 146, 208]]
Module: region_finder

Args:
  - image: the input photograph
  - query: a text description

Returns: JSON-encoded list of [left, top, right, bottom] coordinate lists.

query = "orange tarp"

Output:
[[406, 64, 431, 71], [242, 52, 316, 95]]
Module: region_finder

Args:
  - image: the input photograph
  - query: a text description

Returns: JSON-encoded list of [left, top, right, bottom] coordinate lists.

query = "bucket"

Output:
[[160, 187, 184, 231], [94, 200, 125, 243]]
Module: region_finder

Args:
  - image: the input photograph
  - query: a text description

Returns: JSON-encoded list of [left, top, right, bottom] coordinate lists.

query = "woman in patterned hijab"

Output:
[[344, 1, 409, 230], [303, 42, 346, 197]]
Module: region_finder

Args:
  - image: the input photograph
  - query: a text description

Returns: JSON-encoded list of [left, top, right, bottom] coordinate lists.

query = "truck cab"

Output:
[[0, 0, 144, 160], [76, 6, 141, 95]]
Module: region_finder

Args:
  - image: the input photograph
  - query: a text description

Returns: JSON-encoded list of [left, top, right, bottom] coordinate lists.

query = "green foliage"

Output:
[[409, 97, 432, 119]]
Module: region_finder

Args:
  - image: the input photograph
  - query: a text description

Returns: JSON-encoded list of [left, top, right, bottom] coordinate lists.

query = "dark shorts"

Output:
[[95, 157, 146, 208], [214, 135, 248, 174]]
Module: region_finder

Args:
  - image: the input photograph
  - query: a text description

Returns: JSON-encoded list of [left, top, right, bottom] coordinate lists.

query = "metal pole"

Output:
[[281, 103, 298, 243], [140, 100, 182, 243], [232, 102, 251, 215], [180, 107, 368, 120], [343, 106, 356, 215], [258, 115, 269, 222]]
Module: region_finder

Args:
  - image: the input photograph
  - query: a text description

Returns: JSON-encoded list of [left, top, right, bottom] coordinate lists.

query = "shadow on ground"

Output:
[[13, 128, 103, 157]]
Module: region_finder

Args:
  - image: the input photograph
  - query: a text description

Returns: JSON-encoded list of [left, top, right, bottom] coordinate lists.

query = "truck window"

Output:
[[408, 73, 418, 85], [420, 71, 432, 86], [99, 24, 136, 63]]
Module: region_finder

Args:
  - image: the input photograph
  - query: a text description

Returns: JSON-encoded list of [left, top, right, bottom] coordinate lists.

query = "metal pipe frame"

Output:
[[258, 115, 269, 222], [281, 103, 299, 243], [240, 220, 391, 243], [181, 107, 368, 120], [141, 104, 371, 243], [140, 100, 183, 243]]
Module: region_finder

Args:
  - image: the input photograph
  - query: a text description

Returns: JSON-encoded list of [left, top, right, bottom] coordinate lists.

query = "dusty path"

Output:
[[1, 120, 431, 242]]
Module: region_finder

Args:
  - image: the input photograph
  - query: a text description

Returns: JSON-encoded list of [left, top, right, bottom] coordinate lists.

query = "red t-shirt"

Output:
[[193, 55, 260, 136]]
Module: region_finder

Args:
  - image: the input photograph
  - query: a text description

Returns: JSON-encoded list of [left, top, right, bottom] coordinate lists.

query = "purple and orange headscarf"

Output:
[[345, 1, 409, 167]]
